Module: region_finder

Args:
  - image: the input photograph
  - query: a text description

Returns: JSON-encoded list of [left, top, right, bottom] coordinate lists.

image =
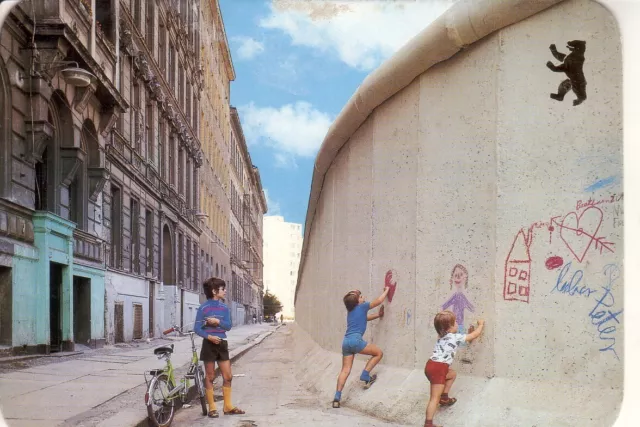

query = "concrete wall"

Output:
[[295, 0, 623, 425]]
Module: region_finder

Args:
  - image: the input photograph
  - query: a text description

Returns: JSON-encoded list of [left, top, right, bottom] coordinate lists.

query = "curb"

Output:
[[133, 326, 280, 427]]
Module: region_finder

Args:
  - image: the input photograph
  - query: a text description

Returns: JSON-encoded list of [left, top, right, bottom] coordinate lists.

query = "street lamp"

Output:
[[0, 1, 21, 32]]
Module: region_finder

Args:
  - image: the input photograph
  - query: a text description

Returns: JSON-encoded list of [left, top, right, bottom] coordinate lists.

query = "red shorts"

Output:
[[424, 359, 449, 385]]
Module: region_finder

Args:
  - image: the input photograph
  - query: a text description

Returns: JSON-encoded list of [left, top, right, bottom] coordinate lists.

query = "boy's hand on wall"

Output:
[[379, 305, 385, 318]]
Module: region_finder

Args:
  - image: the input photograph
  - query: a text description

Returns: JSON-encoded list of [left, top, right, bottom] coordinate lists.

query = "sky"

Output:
[[219, 0, 456, 226]]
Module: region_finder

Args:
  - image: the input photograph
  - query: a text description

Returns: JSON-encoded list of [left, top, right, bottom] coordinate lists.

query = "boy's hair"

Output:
[[343, 290, 361, 312], [434, 310, 456, 337], [450, 264, 469, 289], [203, 277, 226, 299]]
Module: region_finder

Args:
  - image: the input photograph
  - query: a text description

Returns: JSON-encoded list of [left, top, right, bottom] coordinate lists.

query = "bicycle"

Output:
[[144, 324, 208, 427]]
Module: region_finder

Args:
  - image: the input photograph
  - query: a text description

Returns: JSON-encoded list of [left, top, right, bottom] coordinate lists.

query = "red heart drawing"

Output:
[[560, 207, 603, 263], [384, 270, 397, 302]]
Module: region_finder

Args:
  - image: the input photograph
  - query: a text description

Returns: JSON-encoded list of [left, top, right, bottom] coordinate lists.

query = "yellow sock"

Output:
[[222, 386, 233, 412], [205, 388, 216, 411]]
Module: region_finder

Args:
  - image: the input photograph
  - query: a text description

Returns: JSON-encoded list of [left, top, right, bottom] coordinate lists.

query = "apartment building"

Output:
[[0, 0, 203, 352], [263, 216, 303, 319], [199, 0, 234, 298], [229, 107, 266, 325]]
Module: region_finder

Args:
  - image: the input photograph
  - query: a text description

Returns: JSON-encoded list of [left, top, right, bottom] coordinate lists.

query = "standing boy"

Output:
[[332, 287, 388, 409], [194, 277, 245, 418]]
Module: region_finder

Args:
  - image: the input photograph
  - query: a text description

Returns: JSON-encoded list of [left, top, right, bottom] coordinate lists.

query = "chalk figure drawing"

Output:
[[546, 40, 587, 106], [442, 264, 475, 333], [504, 229, 533, 303]]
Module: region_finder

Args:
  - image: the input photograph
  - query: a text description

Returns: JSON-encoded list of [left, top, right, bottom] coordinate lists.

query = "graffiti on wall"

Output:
[[384, 269, 398, 302], [546, 40, 587, 106], [551, 262, 623, 360], [442, 264, 475, 332], [503, 198, 619, 303], [589, 264, 623, 360], [504, 229, 533, 302]]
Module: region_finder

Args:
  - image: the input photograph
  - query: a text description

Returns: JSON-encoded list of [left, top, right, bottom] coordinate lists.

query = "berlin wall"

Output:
[[293, 0, 623, 425]]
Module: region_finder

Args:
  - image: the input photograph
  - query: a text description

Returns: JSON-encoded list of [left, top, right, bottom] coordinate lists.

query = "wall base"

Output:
[[291, 323, 622, 427]]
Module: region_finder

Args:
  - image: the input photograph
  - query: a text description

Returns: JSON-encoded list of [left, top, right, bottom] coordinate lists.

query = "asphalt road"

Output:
[[171, 326, 401, 427]]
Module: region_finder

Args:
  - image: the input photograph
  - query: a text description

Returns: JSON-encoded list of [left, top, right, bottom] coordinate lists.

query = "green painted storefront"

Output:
[[8, 212, 105, 353]]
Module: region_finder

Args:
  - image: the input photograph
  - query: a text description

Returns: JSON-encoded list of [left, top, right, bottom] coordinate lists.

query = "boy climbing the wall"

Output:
[[332, 287, 388, 409], [424, 310, 484, 427]]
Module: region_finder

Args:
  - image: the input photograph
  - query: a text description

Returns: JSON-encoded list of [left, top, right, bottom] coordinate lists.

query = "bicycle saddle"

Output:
[[153, 346, 174, 355]]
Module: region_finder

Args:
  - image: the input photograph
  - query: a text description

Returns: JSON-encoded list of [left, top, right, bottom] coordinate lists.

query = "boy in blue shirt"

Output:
[[332, 286, 388, 408], [194, 277, 245, 418]]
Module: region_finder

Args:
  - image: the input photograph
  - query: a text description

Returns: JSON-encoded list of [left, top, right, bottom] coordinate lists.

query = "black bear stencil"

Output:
[[546, 40, 587, 106]]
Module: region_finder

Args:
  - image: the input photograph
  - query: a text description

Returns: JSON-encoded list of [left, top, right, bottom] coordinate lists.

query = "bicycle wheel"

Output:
[[195, 366, 208, 416], [146, 374, 176, 427]]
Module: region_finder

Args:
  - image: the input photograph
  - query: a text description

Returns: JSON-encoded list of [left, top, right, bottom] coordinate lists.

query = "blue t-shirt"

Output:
[[344, 302, 371, 337], [194, 299, 232, 340]]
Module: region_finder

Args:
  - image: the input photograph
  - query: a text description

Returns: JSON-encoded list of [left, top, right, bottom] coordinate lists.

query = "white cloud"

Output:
[[263, 189, 281, 215], [260, 0, 456, 71], [232, 36, 265, 60], [239, 101, 333, 161]]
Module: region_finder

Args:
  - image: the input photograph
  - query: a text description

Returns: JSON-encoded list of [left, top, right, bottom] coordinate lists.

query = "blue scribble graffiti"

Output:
[[406, 309, 412, 326], [551, 262, 598, 298], [584, 175, 619, 192], [588, 264, 623, 360]]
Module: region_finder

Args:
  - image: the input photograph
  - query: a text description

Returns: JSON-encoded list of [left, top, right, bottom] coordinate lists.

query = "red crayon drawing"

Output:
[[504, 228, 533, 303], [384, 269, 398, 303], [545, 256, 564, 270], [557, 206, 614, 262]]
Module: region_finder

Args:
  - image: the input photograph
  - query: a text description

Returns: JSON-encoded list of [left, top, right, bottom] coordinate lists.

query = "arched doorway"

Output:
[[162, 224, 174, 285]]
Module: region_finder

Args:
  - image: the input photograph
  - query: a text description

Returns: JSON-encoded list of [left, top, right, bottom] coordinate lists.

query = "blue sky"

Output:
[[219, 0, 454, 226]]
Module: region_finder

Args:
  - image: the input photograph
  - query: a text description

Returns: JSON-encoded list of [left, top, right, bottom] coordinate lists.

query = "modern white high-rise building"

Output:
[[263, 216, 303, 319]]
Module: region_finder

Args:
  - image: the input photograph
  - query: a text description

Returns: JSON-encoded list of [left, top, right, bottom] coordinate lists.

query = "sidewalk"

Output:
[[0, 323, 279, 427]]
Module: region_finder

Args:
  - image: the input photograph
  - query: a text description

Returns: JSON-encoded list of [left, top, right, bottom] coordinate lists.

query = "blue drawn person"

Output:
[[442, 264, 475, 335]]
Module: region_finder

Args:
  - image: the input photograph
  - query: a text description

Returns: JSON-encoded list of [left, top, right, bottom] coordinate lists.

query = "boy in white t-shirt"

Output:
[[423, 310, 484, 427]]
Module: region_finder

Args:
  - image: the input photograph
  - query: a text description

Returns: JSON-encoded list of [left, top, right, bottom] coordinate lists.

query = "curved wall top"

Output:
[[296, 0, 568, 297]]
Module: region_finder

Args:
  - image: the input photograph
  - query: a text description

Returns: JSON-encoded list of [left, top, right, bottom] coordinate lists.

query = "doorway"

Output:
[[73, 277, 91, 346], [114, 302, 124, 343], [49, 263, 63, 353], [0, 267, 12, 346], [148, 281, 155, 338], [180, 288, 184, 329]]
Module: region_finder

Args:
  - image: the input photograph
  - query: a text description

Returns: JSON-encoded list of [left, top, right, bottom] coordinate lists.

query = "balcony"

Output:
[[73, 229, 104, 263]]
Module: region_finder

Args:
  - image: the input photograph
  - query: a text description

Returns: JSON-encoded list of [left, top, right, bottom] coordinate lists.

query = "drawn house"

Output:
[[503, 229, 533, 303]]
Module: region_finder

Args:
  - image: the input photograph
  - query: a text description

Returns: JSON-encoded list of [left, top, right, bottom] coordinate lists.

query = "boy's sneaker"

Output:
[[332, 400, 340, 408], [363, 374, 377, 389]]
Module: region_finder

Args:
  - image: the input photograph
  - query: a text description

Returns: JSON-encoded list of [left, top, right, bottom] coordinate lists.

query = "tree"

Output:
[[263, 290, 283, 317]]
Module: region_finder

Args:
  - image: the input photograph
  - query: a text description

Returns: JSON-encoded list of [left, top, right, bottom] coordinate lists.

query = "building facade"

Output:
[[199, 0, 233, 301], [229, 107, 266, 325], [263, 216, 302, 319], [0, 0, 202, 353]]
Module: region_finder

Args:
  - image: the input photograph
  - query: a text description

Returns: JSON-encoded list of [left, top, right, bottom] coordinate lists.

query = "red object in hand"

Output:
[[163, 327, 174, 335], [384, 270, 397, 302]]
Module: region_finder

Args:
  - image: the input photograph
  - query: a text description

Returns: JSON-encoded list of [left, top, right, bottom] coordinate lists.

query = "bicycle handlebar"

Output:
[[162, 327, 175, 335]]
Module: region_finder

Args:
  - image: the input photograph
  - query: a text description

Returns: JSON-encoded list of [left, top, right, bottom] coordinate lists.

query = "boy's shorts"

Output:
[[424, 359, 449, 385], [342, 335, 367, 356]]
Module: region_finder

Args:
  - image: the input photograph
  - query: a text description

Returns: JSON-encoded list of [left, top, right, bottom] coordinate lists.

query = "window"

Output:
[[146, 209, 154, 274], [146, 97, 153, 163], [178, 232, 184, 284], [169, 135, 176, 186], [110, 185, 122, 268], [178, 148, 184, 194], [186, 237, 192, 288], [96, 1, 115, 44], [145, 0, 154, 48], [159, 18, 166, 72], [131, 198, 140, 274]]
